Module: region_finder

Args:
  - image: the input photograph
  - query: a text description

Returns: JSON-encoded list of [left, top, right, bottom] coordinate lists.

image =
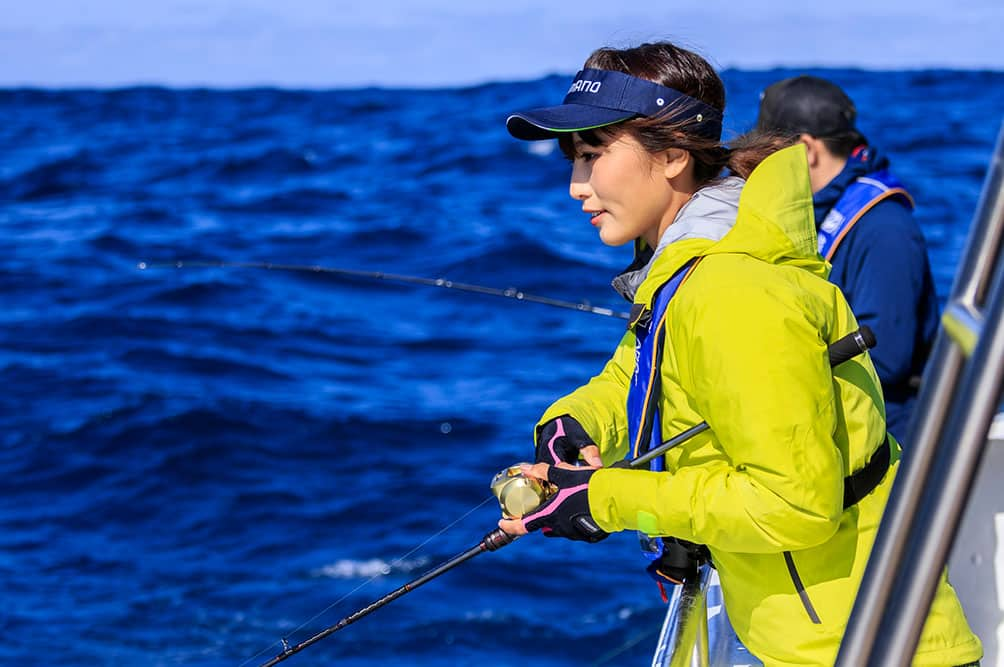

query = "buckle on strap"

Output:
[[628, 303, 649, 329], [843, 435, 892, 510]]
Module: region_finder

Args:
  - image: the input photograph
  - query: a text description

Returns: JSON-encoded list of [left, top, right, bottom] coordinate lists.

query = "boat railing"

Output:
[[650, 565, 712, 667], [836, 119, 1004, 665], [651, 563, 768, 666]]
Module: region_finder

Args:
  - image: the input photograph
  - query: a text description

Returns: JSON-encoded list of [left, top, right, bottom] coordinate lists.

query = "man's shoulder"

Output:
[[850, 196, 922, 243], [832, 195, 932, 279]]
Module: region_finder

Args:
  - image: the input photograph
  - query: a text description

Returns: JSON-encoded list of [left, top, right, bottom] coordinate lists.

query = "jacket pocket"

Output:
[[783, 551, 822, 624]]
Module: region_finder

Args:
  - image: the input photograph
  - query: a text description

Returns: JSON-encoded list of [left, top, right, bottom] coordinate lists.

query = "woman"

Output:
[[498, 42, 981, 666]]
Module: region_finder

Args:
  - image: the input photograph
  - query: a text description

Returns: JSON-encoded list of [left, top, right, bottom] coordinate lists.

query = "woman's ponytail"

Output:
[[725, 132, 797, 179]]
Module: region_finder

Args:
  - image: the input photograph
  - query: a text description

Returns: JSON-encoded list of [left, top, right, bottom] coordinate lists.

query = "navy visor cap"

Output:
[[506, 68, 722, 141]]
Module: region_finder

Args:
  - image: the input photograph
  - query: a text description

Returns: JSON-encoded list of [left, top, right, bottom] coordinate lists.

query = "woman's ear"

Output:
[[662, 147, 692, 180]]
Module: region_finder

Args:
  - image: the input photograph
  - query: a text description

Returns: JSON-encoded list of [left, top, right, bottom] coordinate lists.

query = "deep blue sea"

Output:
[[3, 69, 1003, 667]]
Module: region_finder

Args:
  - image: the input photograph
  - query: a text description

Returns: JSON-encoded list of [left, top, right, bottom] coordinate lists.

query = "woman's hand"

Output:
[[498, 462, 608, 542], [535, 416, 604, 467]]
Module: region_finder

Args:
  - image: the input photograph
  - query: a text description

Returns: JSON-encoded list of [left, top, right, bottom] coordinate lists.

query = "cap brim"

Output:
[[506, 104, 637, 140]]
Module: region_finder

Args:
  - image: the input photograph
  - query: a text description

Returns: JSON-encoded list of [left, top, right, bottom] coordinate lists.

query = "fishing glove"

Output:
[[534, 415, 595, 465], [522, 466, 608, 543]]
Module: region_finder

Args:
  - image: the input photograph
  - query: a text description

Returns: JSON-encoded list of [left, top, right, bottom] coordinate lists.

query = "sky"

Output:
[[1, 0, 1002, 88]]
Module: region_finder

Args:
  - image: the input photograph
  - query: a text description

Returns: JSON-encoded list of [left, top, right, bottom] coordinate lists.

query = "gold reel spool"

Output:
[[490, 465, 554, 519]]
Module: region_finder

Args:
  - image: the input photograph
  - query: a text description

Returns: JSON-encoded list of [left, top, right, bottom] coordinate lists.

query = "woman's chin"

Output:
[[598, 227, 632, 247]]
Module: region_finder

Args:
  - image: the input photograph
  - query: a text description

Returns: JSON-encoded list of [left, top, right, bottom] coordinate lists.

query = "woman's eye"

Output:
[[579, 151, 599, 163]]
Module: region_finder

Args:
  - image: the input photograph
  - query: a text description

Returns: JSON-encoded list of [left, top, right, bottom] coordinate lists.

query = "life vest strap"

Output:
[[818, 168, 914, 261], [843, 435, 892, 509]]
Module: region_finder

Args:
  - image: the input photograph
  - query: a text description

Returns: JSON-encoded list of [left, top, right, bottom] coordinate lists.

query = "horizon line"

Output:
[[2, 64, 1002, 94]]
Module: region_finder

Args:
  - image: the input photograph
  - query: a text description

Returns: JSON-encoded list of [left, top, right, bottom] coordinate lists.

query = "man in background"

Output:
[[757, 75, 939, 442]]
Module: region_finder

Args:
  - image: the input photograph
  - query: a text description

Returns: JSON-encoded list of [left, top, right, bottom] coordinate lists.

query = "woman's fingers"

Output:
[[580, 445, 603, 467], [498, 517, 528, 535], [518, 461, 552, 481]]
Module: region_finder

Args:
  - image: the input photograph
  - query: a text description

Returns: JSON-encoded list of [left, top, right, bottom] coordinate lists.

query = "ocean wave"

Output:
[[213, 147, 320, 179], [140, 278, 245, 304], [5, 150, 103, 200], [312, 557, 431, 579], [211, 186, 352, 215]]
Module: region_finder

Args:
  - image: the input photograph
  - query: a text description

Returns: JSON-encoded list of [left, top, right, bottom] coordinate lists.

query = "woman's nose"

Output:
[[569, 161, 591, 201], [569, 180, 589, 201]]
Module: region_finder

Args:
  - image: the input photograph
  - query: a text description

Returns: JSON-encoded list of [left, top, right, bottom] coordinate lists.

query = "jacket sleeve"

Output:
[[536, 329, 636, 465], [588, 276, 847, 553]]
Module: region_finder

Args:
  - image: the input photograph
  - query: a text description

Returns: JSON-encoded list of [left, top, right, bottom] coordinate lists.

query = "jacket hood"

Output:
[[635, 143, 826, 307], [612, 176, 743, 301]]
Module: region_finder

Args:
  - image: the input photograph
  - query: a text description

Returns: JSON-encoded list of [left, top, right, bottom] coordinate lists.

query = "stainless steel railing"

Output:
[[650, 565, 766, 667], [836, 119, 1004, 666], [651, 565, 712, 667]]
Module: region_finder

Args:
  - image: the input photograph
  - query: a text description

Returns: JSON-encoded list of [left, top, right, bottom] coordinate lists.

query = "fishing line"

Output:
[[137, 260, 631, 320], [238, 494, 496, 667], [589, 622, 662, 667]]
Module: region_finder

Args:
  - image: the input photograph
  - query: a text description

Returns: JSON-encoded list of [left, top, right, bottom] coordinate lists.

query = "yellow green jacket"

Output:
[[539, 145, 981, 666]]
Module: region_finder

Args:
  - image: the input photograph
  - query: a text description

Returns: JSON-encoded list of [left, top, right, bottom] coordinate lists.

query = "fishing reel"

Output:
[[490, 465, 556, 519]]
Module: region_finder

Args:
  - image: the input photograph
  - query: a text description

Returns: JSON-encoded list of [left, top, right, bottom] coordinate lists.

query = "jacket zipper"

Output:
[[783, 551, 822, 624]]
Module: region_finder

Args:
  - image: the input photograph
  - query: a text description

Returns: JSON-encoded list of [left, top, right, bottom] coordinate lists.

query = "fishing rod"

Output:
[[254, 326, 875, 666], [137, 260, 631, 320], [257, 528, 518, 667]]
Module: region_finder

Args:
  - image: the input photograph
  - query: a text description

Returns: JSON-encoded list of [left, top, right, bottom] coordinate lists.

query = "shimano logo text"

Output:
[[568, 80, 602, 94]]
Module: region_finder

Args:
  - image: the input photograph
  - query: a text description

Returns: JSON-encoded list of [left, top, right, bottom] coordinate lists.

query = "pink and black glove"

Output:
[[522, 466, 608, 543], [534, 415, 595, 465]]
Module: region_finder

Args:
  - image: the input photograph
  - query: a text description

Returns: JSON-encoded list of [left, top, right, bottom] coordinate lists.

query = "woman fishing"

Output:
[[497, 41, 981, 666]]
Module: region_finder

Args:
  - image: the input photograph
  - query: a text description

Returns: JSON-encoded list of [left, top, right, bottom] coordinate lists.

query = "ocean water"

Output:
[[2, 69, 1002, 667]]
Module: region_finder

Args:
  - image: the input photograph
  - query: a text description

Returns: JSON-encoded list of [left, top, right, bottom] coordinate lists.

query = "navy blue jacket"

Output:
[[814, 148, 940, 442]]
